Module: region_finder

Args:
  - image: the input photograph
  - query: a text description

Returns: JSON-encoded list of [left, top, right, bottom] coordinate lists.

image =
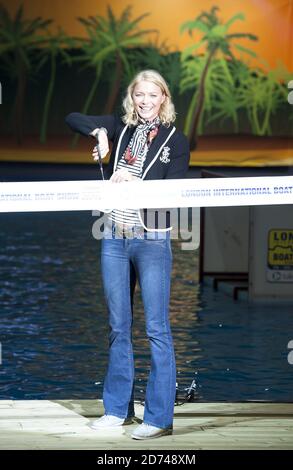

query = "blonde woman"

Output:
[[66, 70, 190, 440]]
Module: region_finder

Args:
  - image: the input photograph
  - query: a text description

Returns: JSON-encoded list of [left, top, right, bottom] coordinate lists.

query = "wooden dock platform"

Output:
[[1, 400, 293, 450]]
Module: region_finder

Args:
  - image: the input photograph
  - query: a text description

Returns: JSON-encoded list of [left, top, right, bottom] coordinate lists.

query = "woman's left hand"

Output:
[[110, 168, 137, 183]]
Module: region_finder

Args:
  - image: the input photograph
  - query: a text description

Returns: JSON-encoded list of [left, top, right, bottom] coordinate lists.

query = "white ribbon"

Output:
[[0, 176, 292, 213]]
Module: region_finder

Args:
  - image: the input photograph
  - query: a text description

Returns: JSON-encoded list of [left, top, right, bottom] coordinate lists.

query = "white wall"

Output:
[[203, 207, 249, 273]]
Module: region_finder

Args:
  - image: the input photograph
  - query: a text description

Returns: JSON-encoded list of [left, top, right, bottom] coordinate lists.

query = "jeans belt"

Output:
[[114, 223, 144, 238]]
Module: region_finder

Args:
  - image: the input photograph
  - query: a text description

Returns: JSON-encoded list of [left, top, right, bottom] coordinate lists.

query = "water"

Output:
[[0, 211, 292, 402]]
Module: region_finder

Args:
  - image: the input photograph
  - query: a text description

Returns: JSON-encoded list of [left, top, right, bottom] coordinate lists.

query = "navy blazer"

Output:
[[65, 113, 190, 180], [65, 113, 190, 230]]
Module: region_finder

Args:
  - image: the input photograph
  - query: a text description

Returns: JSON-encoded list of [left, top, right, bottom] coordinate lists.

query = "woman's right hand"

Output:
[[92, 129, 109, 160]]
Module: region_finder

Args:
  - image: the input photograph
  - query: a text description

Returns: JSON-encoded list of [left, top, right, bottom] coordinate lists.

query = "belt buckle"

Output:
[[123, 225, 134, 238], [114, 223, 132, 238]]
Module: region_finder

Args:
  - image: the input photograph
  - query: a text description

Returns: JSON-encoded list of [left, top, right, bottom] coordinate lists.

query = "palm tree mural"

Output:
[[38, 28, 75, 144], [180, 6, 258, 149], [71, 5, 154, 146], [236, 60, 291, 136], [0, 4, 52, 144], [180, 56, 243, 135], [99, 6, 155, 114], [133, 39, 181, 98]]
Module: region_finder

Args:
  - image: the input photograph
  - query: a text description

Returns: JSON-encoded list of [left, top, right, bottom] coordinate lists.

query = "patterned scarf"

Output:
[[124, 116, 160, 166]]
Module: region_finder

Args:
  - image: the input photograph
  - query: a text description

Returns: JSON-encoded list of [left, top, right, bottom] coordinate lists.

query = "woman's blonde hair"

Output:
[[122, 70, 176, 127]]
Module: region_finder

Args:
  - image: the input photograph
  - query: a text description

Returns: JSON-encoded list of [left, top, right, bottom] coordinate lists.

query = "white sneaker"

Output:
[[131, 423, 173, 440], [90, 415, 133, 430]]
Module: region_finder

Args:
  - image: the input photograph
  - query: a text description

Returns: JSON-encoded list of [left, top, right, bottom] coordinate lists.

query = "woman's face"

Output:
[[132, 80, 165, 122]]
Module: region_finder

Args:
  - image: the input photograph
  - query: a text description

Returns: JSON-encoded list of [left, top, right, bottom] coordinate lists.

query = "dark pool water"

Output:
[[0, 211, 292, 402]]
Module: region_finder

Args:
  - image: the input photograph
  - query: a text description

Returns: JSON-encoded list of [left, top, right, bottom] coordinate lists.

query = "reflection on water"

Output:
[[0, 212, 292, 402]]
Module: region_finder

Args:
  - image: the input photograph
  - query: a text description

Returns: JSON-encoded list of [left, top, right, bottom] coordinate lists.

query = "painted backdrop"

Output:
[[0, 0, 292, 165]]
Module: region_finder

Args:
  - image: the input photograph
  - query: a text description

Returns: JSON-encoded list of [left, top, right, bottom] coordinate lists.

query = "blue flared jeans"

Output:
[[100, 233, 176, 429]]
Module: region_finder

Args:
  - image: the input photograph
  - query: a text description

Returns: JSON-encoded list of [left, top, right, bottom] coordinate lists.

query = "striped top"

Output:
[[107, 148, 145, 227]]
